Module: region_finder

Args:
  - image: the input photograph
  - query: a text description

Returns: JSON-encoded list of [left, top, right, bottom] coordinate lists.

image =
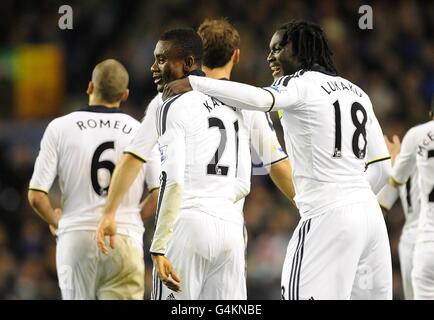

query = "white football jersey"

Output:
[[399, 169, 421, 234], [157, 91, 251, 224], [392, 120, 434, 242], [270, 70, 390, 216], [124, 94, 162, 162], [29, 106, 161, 242], [235, 110, 287, 213], [127, 94, 276, 218], [189, 68, 390, 218]]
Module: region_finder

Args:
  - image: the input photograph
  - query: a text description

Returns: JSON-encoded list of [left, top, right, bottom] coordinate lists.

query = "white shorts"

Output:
[[56, 231, 145, 300], [398, 232, 416, 300], [152, 211, 246, 300], [281, 200, 392, 300], [412, 241, 434, 299]]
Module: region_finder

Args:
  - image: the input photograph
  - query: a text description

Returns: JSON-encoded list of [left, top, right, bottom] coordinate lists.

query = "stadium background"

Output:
[[0, 0, 432, 299]]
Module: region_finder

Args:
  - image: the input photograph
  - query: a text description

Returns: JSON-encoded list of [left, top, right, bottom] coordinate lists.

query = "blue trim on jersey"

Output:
[[79, 105, 123, 113]]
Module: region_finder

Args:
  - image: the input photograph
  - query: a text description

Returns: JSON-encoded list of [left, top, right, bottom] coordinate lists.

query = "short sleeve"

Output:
[[29, 121, 59, 193], [124, 95, 160, 162], [248, 111, 287, 167], [392, 128, 418, 184], [264, 75, 303, 112], [144, 144, 161, 191]]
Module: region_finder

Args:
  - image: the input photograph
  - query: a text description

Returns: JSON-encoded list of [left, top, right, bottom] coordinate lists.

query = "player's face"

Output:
[[267, 30, 297, 80], [151, 40, 186, 92]]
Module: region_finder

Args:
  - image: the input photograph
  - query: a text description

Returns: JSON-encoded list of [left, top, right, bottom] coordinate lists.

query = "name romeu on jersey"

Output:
[[150, 90, 251, 255], [29, 105, 161, 244], [187, 67, 391, 218]]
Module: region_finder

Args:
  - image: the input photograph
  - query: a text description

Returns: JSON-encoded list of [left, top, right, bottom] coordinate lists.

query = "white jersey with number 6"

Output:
[[29, 106, 161, 243]]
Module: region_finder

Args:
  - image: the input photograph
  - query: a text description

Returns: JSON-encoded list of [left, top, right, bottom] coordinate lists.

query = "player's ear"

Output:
[[121, 89, 129, 102], [183, 56, 195, 72], [232, 49, 240, 65], [87, 81, 94, 96]]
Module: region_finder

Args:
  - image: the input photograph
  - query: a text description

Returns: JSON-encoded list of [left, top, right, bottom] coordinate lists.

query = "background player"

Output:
[[378, 138, 421, 300], [28, 59, 161, 299], [197, 18, 295, 204], [379, 97, 434, 299], [165, 20, 393, 299]]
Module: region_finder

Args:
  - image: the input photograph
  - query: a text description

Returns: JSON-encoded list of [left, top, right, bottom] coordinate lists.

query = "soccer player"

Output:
[[197, 18, 295, 204], [28, 59, 161, 300], [378, 138, 420, 300], [379, 98, 434, 299], [164, 21, 393, 300], [137, 28, 252, 300]]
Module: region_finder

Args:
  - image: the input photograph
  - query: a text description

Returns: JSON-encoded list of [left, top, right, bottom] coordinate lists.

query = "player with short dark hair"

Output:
[[97, 28, 252, 300]]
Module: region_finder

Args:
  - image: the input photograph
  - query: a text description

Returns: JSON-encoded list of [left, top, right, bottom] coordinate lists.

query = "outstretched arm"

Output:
[[164, 76, 301, 111]]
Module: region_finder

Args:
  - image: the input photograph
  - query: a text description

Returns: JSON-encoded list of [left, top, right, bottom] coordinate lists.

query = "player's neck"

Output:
[[203, 65, 233, 80], [88, 97, 121, 109]]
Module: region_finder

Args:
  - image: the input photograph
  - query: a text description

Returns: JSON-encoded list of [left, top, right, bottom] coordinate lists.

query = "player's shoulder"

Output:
[[271, 70, 306, 87], [146, 93, 163, 112], [162, 91, 209, 114], [408, 120, 434, 137]]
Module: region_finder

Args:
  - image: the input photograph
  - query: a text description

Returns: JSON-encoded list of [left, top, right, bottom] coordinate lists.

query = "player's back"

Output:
[[399, 169, 421, 232], [277, 70, 388, 216], [32, 106, 146, 234], [413, 121, 434, 239], [157, 92, 250, 224]]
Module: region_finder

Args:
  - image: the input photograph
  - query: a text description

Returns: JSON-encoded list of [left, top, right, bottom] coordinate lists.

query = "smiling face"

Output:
[[267, 30, 299, 80], [151, 40, 186, 92]]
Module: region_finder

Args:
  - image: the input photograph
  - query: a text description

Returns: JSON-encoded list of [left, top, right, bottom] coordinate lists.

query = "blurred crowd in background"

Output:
[[0, 0, 432, 299]]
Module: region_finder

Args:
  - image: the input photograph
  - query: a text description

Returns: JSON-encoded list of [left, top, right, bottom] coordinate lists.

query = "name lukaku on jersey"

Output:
[[321, 80, 362, 97], [76, 118, 133, 134]]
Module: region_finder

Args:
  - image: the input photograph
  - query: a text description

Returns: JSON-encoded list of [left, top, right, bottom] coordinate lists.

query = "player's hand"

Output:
[[384, 135, 401, 165], [151, 254, 181, 292], [96, 213, 117, 255], [49, 208, 62, 236], [162, 78, 193, 101]]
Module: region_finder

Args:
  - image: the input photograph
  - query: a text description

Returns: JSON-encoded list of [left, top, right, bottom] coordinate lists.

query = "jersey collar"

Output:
[[185, 69, 206, 77], [308, 64, 337, 76], [79, 105, 123, 113]]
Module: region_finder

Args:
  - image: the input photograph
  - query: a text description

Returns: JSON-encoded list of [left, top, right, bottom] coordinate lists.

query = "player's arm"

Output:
[[140, 188, 159, 220], [164, 75, 301, 112], [104, 153, 144, 216], [364, 112, 392, 194], [234, 121, 252, 202], [269, 160, 296, 205], [28, 121, 61, 230], [150, 102, 186, 292], [377, 129, 418, 210], [96, 97, 160, 254], [388, 129, 418, 186], [249, 112, 296, 204]]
